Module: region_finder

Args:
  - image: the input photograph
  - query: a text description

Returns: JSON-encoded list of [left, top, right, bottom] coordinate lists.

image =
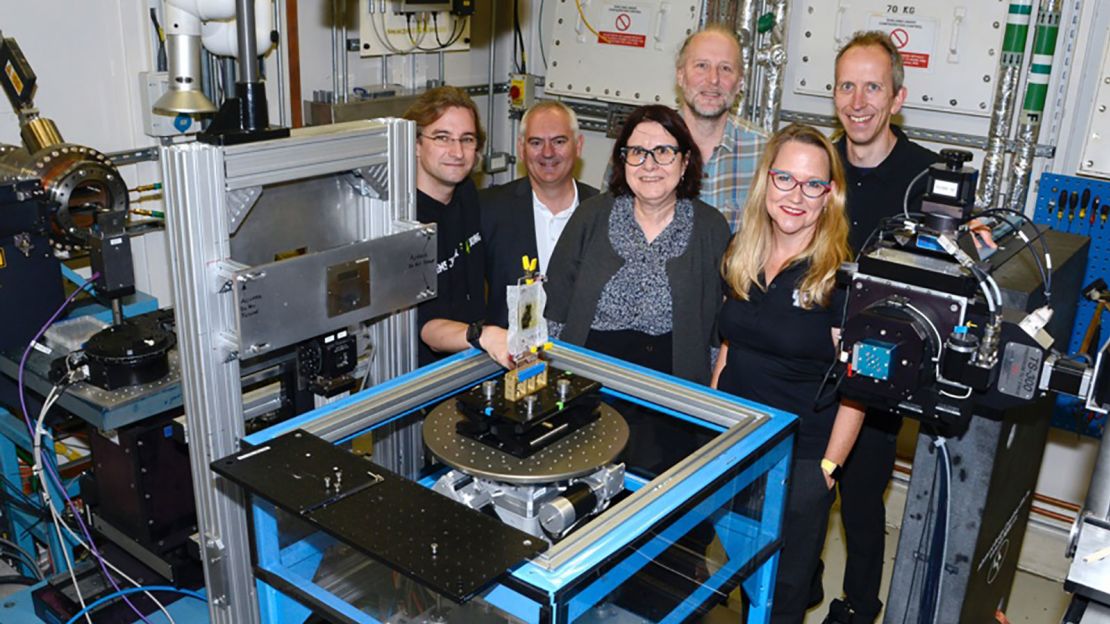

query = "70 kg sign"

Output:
[[886, 4, 917, 13]]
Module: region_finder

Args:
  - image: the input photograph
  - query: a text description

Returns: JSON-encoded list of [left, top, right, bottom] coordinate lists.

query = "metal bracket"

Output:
[[216, 260, 250, 293], [106, 146, 160, 166], [204, 534, 229, 607], [346, 163, 390, 198], [227, 186, 263, 235]]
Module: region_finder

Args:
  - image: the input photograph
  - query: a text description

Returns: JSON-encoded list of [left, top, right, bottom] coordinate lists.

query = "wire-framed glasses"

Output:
[[418, 133, 479, 150]]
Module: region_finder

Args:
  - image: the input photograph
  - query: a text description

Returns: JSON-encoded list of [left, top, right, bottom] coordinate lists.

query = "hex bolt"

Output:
[[482, 380, 497, 401]]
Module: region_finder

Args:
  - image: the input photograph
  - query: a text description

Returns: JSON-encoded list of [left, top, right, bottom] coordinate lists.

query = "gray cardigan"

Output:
[[545, 193, 730, 383]]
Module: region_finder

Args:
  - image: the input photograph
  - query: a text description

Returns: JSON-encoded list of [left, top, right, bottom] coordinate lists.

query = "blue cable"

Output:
[[63, 585, 206, 624]]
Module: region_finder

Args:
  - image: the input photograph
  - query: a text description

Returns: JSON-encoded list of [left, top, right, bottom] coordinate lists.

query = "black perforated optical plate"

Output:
[[212, 430, 547, 602], [424, 401, 628, 484]]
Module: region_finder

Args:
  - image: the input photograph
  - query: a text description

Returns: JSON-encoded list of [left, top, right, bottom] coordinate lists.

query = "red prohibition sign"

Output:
[[615, 13, 632, 31], [890, 27, 909, 49]]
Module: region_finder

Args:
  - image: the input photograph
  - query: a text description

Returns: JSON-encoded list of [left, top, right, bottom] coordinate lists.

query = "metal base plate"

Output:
[[424, 393, 628, 485], [212, 430, 546, 602]]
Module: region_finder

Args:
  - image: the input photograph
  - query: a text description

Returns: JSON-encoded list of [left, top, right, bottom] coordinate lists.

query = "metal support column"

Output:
[[162, 141, 259, 624]]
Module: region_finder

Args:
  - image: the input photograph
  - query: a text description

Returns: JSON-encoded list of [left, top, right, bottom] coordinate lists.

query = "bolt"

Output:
[[431, 542, 438, 557], [482, 380, 497, 401], [557, 379, 571, 401], [525, 395, 538, 417]]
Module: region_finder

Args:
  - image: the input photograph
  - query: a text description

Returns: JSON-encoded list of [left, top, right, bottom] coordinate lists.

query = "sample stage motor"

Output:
[[425, 367, 628, 541]]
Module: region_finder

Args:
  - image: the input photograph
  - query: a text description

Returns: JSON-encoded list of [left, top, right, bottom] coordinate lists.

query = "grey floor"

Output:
[[0, 509, 1077, 623], [801, 501, 1073, 624]]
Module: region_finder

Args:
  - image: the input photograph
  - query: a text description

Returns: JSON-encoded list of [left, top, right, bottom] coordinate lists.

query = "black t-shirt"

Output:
[[836, 125, 941, 253], [717, 262, 846, 459], [415, 178, 486, 366], [837, 126, 939, 435]]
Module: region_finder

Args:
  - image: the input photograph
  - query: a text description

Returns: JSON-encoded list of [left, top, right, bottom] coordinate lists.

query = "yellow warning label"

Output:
[[4, 61, 23, 95]]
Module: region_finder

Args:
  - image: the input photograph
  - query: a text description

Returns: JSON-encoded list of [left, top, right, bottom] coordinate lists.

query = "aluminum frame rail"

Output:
[[161, 119, 417, 624]]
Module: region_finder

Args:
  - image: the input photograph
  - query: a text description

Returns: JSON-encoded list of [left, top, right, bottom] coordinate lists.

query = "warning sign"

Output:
[[598, 3, 650, 48], [869, 15, 937, 71]]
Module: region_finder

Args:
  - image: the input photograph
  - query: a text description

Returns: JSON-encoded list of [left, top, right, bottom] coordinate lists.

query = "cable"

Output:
[[512, 0, 526, 73], [372, 10, 415, 54], [444, 15, 468, 47], [149, 8, 167, 72], [33, 387, 89, 624], [32, 389, 171, 624], [538, 0, 548, 69], [902, 168, 931, 219], [574, 0, 604, 41], [433, 12, 448, 47], [966, 207, 1052, 305], [16, 275, 167, 624], [64, 585, 206, 624], [900, 437, 940, 624], [935, 437, 952, 622], [917, 436, 951, 623], [405, 13, 441, 52], [0, 536, 42, 580]]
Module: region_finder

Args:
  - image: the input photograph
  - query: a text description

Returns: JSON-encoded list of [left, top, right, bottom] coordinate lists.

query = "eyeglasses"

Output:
[[418, 133, 479, 150], [768, 169, 832, 198], [619, 144, 683, 166]]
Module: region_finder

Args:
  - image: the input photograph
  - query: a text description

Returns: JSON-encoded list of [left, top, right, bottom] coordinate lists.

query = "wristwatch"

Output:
[[466, 321, 485, 351], [820, 458, 843, 482]]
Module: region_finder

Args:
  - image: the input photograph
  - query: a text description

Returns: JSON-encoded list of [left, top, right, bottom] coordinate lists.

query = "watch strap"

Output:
[[820, 458, 843, 481]]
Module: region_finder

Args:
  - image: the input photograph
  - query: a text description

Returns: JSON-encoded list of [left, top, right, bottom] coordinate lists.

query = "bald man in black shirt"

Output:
[[823, 33, 939, 624]]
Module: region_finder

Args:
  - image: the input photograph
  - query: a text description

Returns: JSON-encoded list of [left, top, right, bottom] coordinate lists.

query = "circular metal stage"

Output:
[[423, 398, 628, 485]]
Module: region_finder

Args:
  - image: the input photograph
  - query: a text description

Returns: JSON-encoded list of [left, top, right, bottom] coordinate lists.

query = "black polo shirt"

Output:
[[836, 125, 941, 253], [718, 261, 846, 460], [415, 178, 486, 366]]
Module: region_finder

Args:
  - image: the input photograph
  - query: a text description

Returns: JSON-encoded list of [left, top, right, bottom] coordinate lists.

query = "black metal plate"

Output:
[[212, 430, 547, 602]]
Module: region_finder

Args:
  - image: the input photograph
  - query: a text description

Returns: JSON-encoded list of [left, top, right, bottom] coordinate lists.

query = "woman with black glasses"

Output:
[[712, 123, 866, 623], [544, 105, 730, 384]]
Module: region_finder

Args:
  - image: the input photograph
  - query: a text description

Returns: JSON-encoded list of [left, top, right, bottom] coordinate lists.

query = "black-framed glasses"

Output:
[[418, 133, 479, 150], [620, 144, 683, 166], [768, 169, 832, 198]]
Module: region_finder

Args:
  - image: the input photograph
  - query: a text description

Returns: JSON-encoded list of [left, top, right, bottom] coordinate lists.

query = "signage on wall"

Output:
[[869, 10, 938, 71], [598, 4, 649, 48]]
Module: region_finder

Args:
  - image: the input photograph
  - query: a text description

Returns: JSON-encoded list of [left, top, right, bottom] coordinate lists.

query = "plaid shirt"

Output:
[[700, 115, 769, 232]]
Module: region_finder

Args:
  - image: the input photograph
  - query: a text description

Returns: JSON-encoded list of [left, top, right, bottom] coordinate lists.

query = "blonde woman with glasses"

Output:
[[711, 123, 866, 624]]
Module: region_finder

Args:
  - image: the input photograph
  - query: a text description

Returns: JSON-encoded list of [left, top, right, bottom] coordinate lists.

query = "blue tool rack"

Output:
[[1032, 172, 1110, 437], [236, 343, 797, 624]]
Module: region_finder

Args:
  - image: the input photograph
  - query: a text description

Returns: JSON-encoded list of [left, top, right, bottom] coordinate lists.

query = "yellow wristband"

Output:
[[820, 458, 840, 476]]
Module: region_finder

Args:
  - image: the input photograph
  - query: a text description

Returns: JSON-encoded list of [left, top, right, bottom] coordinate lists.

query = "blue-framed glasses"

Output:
[[768, 169, 831, 198]]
